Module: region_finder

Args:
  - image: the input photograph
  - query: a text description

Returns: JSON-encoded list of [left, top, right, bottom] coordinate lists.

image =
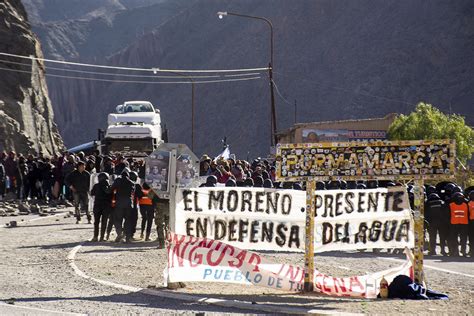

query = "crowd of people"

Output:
[[0, 150, 472, 256], [198, 154, 474, 258]]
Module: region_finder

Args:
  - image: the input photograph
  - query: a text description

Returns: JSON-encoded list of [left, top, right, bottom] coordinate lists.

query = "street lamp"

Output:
[[217, 11, 278, 147], [152, 68, 196, 152]]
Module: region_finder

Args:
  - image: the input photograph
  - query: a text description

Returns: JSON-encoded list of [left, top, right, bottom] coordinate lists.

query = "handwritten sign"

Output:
[[276, 140, 455, 181], [174, 187, 306, 252], [313, 188, 414, 252], [167, 233, 413, 298]]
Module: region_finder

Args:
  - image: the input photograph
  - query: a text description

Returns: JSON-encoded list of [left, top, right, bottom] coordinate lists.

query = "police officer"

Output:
[[90, 172, 112, 241], [111, 169, 135, 243], [425, 193, 449, 256], [448, 192, 469, 256], [66, 161, 91, 224]]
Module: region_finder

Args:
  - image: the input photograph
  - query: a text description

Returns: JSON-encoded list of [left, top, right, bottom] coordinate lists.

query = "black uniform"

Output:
[[111, 174, 135, 242], [425, 194, 450, 255], [90, 177, 112, 241]]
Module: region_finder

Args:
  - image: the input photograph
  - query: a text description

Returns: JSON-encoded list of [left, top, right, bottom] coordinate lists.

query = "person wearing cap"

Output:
[[448, 192, 469, 256], [66, 161, 92, 224], [199, 154, 212, 176]]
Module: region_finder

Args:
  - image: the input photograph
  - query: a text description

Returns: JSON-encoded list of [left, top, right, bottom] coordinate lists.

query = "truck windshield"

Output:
[[123, 103, 154, 113]]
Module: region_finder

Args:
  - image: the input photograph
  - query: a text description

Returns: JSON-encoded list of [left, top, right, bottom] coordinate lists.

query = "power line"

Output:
[[271, 79, 293, 106], [274, 71, 417, 107], [0, 65, 262, 84], [0, 58, 263, 79], [0, 52, 270, 73]]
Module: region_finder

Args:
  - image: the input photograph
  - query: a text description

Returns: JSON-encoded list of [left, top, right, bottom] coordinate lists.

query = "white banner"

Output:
[[174, 187, 306, 252], [314, 188, 415, 252], [167, 233, 413, 298], [174, 187, 414, 252]]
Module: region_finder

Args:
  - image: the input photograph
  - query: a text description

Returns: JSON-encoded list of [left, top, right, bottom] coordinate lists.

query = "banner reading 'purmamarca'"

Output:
[[313, 187, 415, 252], [174, 187, 306, 251], [166, 233, 413, 298]]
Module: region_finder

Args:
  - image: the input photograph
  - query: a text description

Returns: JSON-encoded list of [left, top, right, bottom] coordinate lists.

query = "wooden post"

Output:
[[413, 179, 425, 284], [304, 180, 316, 292]]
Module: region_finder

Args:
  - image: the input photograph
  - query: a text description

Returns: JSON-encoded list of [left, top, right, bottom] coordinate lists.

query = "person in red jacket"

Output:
[[448, 192, 469, 257], [139, 183, 154, 241]]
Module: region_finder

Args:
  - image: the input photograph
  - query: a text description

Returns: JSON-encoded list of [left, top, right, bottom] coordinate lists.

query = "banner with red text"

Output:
[[166, 233, 413, 298]]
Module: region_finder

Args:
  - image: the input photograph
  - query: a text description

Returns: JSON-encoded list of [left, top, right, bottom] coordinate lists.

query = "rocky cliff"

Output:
[[0, 0, 63, 155], [23, 0, 474, 157]]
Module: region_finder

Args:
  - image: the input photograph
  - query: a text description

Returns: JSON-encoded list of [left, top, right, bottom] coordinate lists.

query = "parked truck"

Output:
[[69, 101, 167, 157]]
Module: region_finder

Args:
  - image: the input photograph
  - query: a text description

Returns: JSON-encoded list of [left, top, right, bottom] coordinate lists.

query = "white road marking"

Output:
[[377, 257, 474, 279], [68, 245, 360, 315], [0, 301, 85, 315]]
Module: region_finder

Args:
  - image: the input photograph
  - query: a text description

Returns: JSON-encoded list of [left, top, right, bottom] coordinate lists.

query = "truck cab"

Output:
[[102, 101, 166, 157]]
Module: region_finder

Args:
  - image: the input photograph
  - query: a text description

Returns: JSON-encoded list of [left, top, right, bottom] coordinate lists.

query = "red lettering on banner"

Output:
[[188, 244, 203, 267], [169, 235, 187, 268], [322, 275, 332, 292], [314, 273, 323, 291], [280, 265, 304, 282], [349, 276, 365, 296], [207, 245, 235, 266], [248, 253, 262, 272], [228, 250, 247, 268], [333, 277, 347, 293]]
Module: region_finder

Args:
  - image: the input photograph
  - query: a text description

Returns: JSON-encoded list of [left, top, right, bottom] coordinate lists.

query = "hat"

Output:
[[200, 154, 212, 162]]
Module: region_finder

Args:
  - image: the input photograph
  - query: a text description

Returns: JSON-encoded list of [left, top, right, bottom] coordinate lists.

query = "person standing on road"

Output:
[[139, 183, 154, 241], [129, 171, 144, 240], [468, 191, 474, 257], [425, 193, 449, 256], [0, 159, 5, 199], [448, 192, 469, 257], [111, 169, 135, 243], [149, 189, 169, 249], [66, 161, 91, 224], [90, 172, 112, 242]]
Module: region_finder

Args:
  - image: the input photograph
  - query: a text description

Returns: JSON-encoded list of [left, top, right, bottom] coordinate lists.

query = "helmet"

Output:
[[428, 193, 440, 201], [206, 175, 218, 185], [426, 185, 436, 195], [225, 179, 237, 187], [98, 172, 109, 182], [357, 183, 367, 190], [327, 180, 341, 190], [367, 180, 378, 189], [263, 179, 273, 188], [346, 181, 357, 190], [316, 181, 326, 190], [292, 183, 302, 190], [254, 176, 264, 187], [129, 171, 138, 182]]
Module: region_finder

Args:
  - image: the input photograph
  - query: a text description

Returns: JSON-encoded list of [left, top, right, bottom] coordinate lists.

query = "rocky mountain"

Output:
[[22, 0, 474, 157], [0, 0, 63, 155]]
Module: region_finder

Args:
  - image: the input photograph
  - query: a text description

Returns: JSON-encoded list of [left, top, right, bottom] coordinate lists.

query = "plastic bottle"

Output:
[[379, 276, 389, 299]]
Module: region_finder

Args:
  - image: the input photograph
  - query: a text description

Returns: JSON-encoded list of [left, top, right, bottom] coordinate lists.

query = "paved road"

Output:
[[1, 209, 472, 315], [0, 210, 261, 315]]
